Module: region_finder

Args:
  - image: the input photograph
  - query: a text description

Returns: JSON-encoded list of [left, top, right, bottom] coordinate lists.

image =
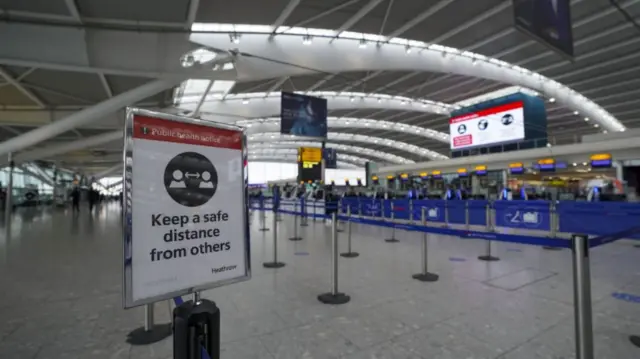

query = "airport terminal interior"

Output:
[[2, 0, 640, 358]]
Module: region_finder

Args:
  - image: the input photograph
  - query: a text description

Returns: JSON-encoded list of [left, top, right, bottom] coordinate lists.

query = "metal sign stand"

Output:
[[289, 201, 302, 241], [259, 200, 269, 231], [126, 303, 172, 345], [412, 208, 439, 282], [300, 198, 309, 227], [479, 203, 500, 261], [336, 200, 344, 233], [263, 205, 285, 268], [318, 212, 350, 305], [340, 207, 359, 258], [571, 234, 594, 359], [385, 201, 399, 243]]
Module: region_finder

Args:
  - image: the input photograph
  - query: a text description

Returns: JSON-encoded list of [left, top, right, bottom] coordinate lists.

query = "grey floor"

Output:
[[1, 204, 640, 358]]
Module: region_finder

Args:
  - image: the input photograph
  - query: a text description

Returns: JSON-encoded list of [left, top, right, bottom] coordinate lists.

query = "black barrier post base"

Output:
[[634, 244, 640, 248], [478, 255, 500, 261], [289, 236, 302, 241], [384, 238, 399, 243], [318, 292, 350, 305], [340, 251, 359, 258], [629, 335, 640, 347], [126, 324, 172, 345], [263, 262, 286, 268], [412, 272, 439, 282], [259, 228, 270, 231], [543, 246, 563, 251], [173, 298, 220, 359]]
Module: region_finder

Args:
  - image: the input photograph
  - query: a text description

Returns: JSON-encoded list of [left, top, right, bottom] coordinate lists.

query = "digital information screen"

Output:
[[449, 102, 525, 150], [298, 147, 322, 162], [298, 147, 322, 183], [281, 92, 328, 138]]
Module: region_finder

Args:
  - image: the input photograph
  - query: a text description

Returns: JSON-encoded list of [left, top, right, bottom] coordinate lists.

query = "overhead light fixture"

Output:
[[358, 39, 367, 49], [377, 98, 382, 103], [574, 111, 579, 115], [229, 33, 240, 44], [584, 117, 589, 122], [302, 35, 312, 45], [582, 162, 587, 166], [549, 98, 556, 103], [603, 130, 608, 134], [400, 100, 406, 105], [572, 163, 577, 166], [472, 59, 477, 66], [242, 98, 249, 104], [405, 46, 412, 54], [546, 143, 552, 147], [593, 124, 599, 128], [349, 96, 355, 102]]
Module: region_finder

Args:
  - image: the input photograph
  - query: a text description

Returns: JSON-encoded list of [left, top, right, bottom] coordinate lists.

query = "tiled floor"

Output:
[[1, 204, 640, 358]]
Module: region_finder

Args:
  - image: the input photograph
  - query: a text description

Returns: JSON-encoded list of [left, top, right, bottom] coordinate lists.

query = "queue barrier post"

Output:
[[412, 207, 439, 282], [263, 209, 285, 268], [173, 296, 220, 359], [259, 198, 269, 232], [443, 200, 449, 228], [313, 199, 317, 222], [340, 206, 359, 258], [544, 202, 563, 251], [385, 200, 399, 243], [318, 212, 351, 305], [300, 197, 309, 227], [478, 202, 500, 261], [289, 201, 302, 241], [126, 303, 172, 345], [409, 200, 414, 223], [465, 201, 470, 231], [571, 234, 594, 359]]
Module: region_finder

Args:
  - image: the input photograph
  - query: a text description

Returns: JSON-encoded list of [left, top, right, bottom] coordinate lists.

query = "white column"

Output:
[[0, 79, 176, 157], [614, 161, 624, 182]]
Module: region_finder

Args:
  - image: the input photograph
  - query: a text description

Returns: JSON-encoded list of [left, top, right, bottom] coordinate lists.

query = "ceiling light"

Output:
[[349, 96, 355, 102], [229, 34, 240, 44], [584, 117, 589, 122], [582, 162, 587, 166], [302, 36, 312, 45], [377, 98, 382, 103], [574, 111, 579, 115], [593, 124, 599, 128], [549, 98, 556, 103], [546, 143, 552, 147], [405, 46, 412, 54], [400, 100, 406, 105], [242, 98, 249, 104], [472, 59, 477, 66], [572, 163, 577, 166], [358, 39, 367, 49], [603, 130, 608, 134]]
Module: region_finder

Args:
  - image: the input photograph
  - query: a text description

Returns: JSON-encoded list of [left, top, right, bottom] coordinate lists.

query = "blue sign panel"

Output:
[[413, 200, 445, 223], [446, 201, 467, 225], [468, 200, 489, 226], [494, 200, 551, 230], [280, 92, 327, 138], [323, 148, 337, 169], [365, 200, 382, 217], [557, 202, 640, 238]]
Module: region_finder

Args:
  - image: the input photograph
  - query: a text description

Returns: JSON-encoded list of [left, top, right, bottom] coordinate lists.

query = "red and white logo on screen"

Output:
[[449, 102, 525, 150]]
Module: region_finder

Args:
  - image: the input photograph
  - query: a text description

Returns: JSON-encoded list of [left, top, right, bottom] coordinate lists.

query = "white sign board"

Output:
[[123, 109, 250, 308], [449, 102, 525, 150]]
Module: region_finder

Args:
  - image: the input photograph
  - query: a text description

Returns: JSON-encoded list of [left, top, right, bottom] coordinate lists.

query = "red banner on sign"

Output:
[[449, 101, 524, 124], [133, 115, 242, 150]]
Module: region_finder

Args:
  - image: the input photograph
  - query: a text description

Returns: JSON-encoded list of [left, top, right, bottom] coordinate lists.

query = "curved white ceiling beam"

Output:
[[248, 132, 449, 160], [190, 24, 625, 132], [249, 148, 368, 165], [248, 141, 413, 164], [247, 154, 358, 168], [236, 116, 449, 143], [177, 91, 455, 118]]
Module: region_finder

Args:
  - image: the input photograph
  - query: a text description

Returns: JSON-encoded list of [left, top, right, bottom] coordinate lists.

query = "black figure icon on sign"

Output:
[[478, 119, 488, 131], [502, 114, 514, 126], [164, 152, 218, 207], [457, 124, 467, 134]]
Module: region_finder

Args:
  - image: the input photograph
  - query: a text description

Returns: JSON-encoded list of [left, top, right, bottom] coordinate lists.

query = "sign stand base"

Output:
[[340, 251, 359, 258], [289, 236, 302, 241], [412, 273, 439, 282], [126, 324, 172, 345], [263, 262, 285, 268], [259, 228, 270, 231], [317, 292, 350, 305], [385, 238, 399, 243], [634, 244, 640, 249], [629, 335, 640, 347], [478, 255, 500, 261]]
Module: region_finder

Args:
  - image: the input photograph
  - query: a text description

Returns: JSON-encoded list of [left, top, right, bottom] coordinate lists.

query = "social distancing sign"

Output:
[[123, 109, 249, 308]]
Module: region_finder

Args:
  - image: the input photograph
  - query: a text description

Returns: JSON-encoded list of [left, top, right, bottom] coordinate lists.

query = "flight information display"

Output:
[[449, 102, 525, 150]]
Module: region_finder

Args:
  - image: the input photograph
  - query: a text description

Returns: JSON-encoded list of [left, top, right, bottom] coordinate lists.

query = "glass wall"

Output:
[[248, 162, 298, 184]]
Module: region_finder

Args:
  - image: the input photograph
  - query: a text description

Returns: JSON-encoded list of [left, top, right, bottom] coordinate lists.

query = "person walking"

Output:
[[71, 187, 80, 213]]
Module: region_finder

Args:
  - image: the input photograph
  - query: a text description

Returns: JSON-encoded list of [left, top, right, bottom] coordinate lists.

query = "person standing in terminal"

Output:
[[71, 187, 80, 213], [88, 188, 96, 212]]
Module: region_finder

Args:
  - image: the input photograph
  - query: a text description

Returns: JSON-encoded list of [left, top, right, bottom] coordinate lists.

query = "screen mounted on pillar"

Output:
[[122, 108, 250, 308], [449, 102, 525, 150]]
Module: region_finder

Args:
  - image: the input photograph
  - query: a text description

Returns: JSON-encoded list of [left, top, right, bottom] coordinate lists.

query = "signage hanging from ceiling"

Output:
[[475, 165, 487, 176], [449, 101, 526, 150], [509, 162, 524, 175], [123, 109, 250, 308], [280, 92, 328, 138], [590, 153, 612, 168], [513, 0, 574, 59]]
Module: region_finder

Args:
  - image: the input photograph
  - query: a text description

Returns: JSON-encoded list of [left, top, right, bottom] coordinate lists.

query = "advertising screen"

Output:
[[323, 148, 337, 169], [513, 0, 574, 58], [281, 92, 328, 138], [449, 102, 525, 150]]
